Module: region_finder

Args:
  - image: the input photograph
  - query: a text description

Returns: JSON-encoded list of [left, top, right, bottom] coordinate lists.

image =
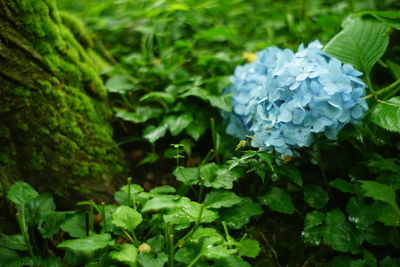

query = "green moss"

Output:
[[30, 149, 44, 171], [0, 126, 10, 138], [0, 0, 127, 196], [59, 11, 93, 48]]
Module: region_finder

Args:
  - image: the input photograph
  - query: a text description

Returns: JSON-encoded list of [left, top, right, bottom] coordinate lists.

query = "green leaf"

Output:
[[277, 165, 302, 186], [165, 113, 193, 136], [140, 92, 175, 104], [204, 189, 242, 209], [163, 198, 218, 229], [360, 180, 400, 214], [238, 239, 261, 258], [345, 197, 379, 229], [361, 11, 400, 30], [220, 197, 263, 229], [370, 97, 400, 133], [149, 185, 176, 195], [329, 179, 357, 194], [7, 181, 39, 206], [112, 206, 143, 232], [136, 152, 159, 167], [60, 213, 86, 238], [324, 17, 389, 75], [0, 247, 19, 262], [26, 193, 56, 227], [304, 211, 325, 229], [58, 233, 114, 252], [141, 195, 181, 212], [322, 209, 363, 253], [375, 203, 400, 226], [303, 185, 329, 209], [380, 256, 400, 267], [114, 106, 163, 124], [138, 252, 168, 267], [0, 234, 29, 251], [109, 244, 137, 267], [180, 87, 231, 111], [258, 187, 295, 214], [38, 211, 68, 238], [143, 124, 168, 143], [105, 74, 137, 93], [215, 255, 252, 267], [173, 166, 199, 185], [200, 163, 240, 189]]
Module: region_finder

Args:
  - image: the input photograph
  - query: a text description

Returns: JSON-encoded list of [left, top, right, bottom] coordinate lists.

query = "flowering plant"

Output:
[[225, 41, 368, 156]]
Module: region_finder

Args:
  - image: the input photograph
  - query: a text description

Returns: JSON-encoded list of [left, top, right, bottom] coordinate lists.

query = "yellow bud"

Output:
[[242, 52, 257, 63], [138, 243, 151, 253]]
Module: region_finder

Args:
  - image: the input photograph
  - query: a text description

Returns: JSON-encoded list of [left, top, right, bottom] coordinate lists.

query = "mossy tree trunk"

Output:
[[0, 0, 127, 200]]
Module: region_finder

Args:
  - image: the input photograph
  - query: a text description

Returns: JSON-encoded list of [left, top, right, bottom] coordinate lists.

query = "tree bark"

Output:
[[0, 0, 127, 201]]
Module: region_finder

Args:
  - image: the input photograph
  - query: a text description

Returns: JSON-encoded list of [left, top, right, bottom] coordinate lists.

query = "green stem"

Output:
[[188, 252, 202, 267], [210, 118, 220, 164], [175, 204, 205, 249], [198, 178, 205, 203], [168, 224, 175, 267], [222, 221, 230, 241], [366, 74, 374, 93], [89, 200, 94, 235], [364, 78, 400, 100], [16, 212, 37, 265], [101, 202, 107, 231]]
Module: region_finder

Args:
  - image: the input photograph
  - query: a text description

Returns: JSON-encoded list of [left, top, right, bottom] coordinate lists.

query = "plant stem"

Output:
[[168, 224, 175, 267], [101, 202, 107, 231], [366, 74, 374, 93], [89, 200, 94, 235], [127, 177, 132, 207], [198, 178, 205, 203], [175, 204, 205, 249], [222, 221, 230, 240], [364, 78, 400, 100], [188, 252, 202, 267], [210, 118, 220, 164], [16, 212, 37, 265]]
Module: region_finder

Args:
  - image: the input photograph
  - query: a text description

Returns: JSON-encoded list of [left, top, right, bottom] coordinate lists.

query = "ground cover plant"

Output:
[[1, 0, 400, 266]]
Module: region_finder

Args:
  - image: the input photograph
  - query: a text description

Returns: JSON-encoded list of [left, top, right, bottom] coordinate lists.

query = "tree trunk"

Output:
[[0, 0, 127, 200]]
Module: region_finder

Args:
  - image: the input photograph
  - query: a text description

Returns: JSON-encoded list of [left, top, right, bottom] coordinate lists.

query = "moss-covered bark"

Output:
[[0, 0, 127, 199]]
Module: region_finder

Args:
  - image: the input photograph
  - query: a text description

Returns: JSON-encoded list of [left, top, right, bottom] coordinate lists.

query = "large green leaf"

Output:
[[303, 185, 329, 209], [7, 181, 39, 207], [0, 234, 29, 251], [324, 17, 389, 75], [105, 74, 137, 93], [370, 97, 400, 133], [360, 180, 400, 215], [204, 189, 242, 209], [238, 239, 261, 258], [173, 166, 199, 185], [138, 252, 168, 267], [114, 106, 163, 124], [112, 206, 143, 233], [258, 187, 295, 214], [60, 213, 86, 238], [200, 163, 240, 189], [220, 197, 263, 229], [361, 11, 400, 30], [57, 233, 114, 253], [165, 113, 193, 136], [143, 124, 168, 143], [109, 244, 138, 267]]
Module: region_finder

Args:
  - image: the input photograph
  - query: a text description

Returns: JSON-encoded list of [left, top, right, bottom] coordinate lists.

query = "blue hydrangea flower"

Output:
[[225, 41, 368, 157]]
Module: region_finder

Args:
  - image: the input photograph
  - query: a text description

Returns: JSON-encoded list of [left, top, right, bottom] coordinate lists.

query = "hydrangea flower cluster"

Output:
[[225, 41, 368, 157]]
